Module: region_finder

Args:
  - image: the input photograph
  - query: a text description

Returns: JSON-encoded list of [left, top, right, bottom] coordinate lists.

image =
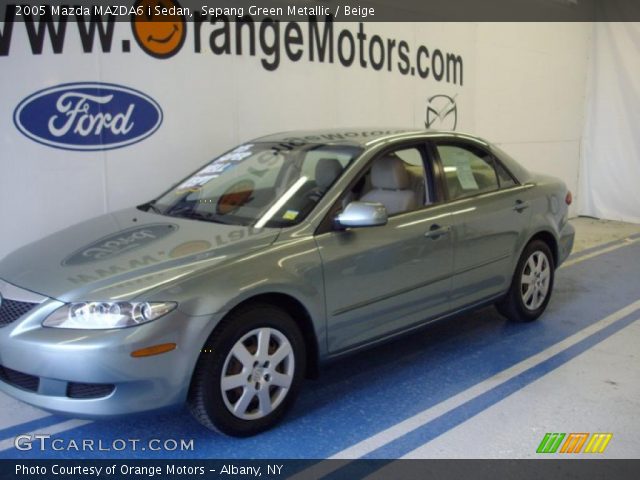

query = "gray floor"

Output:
[[571, 217, 640, 253]]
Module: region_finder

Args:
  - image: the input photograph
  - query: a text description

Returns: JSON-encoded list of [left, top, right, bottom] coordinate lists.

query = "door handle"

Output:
[[513, 200, 530, 212], [424, 224, 451, 240]]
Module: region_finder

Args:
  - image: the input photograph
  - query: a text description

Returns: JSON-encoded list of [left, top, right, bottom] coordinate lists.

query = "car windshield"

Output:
[[149, 142, 362, 228]]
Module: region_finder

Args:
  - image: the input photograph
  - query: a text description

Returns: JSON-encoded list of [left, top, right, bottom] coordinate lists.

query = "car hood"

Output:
[[0, 208, 280, 302]]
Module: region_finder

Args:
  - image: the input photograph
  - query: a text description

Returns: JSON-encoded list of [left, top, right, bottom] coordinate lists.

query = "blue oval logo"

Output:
[[14, 82, 163, 151]]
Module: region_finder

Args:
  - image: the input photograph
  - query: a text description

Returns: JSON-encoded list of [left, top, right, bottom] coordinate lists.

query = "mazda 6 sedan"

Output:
[[0, 129, 574, 436]]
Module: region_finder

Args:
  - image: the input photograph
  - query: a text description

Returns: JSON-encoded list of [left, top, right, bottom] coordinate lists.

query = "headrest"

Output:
[[315, 158, 343, 189], [370, 154, 410, 190]]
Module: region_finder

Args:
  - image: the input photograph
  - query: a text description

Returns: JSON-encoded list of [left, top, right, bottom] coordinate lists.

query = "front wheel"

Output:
[[187, 304, 306, 436], [496, 240, 555, 322]]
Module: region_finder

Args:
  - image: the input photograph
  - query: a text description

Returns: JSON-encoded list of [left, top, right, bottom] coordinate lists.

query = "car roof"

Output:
[[251, 128, 489, 147]]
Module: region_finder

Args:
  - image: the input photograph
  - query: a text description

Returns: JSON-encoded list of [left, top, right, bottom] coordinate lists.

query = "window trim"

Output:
[[489, 144, 526, 186], [491, 153, 520, 189]]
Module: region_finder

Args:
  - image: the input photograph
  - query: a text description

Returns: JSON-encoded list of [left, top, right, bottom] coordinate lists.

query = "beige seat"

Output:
[[361, 155, 418, 215]]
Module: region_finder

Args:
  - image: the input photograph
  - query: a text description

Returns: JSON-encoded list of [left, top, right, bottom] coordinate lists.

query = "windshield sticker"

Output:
[[449, 152, 479, 190], [176, 144, 255, 192], [282, 210, 299, 221], [175, 174, 215, 193], [217, 144, 254, 163], [455, 164, 478, 190]]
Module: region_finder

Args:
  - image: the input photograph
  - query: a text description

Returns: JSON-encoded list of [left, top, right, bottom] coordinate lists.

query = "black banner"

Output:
[[1, 460, 640, 480], [3, 0, 640, 22]]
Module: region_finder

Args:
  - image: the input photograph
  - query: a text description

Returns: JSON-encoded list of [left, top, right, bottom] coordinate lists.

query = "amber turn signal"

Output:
[[131, 343, 177, 358]]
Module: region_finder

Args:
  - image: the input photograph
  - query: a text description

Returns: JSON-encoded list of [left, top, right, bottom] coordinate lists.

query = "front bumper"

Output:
[[0, 281, 222, 418]]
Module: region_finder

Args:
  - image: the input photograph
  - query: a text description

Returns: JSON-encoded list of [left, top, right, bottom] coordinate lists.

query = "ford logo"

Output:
[[62, 223, 178, 266], [13, 82, 163, 151]]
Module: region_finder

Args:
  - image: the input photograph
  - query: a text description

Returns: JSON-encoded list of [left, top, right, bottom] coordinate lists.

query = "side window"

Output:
[[348, 146, 429, 216], [495, 160, 517, 188], [436, 144, 499, 200]]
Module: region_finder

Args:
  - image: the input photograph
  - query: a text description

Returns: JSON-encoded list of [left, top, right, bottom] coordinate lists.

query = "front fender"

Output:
[[141, 236, 326, 354]]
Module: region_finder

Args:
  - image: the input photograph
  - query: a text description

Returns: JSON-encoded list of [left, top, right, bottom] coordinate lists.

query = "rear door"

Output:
[[429, 138, 533, 309]]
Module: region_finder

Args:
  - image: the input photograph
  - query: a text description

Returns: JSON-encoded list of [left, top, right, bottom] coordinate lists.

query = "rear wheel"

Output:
[[188, 304, 306, 436], [497, 240, 555, 322]]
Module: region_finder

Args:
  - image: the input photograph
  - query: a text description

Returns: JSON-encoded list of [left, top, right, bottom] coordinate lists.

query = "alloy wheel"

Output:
[[220, 327, 295, 420], [520, 251, 551, 310]]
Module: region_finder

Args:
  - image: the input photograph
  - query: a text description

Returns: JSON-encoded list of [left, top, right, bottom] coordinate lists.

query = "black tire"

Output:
[[496, 240, 555, 322], [187, 303, 306, 437]]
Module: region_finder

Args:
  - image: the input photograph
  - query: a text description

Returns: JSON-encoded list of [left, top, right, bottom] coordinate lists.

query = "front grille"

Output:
[[67, 382, 115, 399], [0, 298, 37, 326], [0, 365, 39, 392]]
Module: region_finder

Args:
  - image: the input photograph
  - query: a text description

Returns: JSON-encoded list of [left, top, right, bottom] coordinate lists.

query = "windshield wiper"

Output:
[[138, 201, 163, 214], [169, 210, 224, 224]]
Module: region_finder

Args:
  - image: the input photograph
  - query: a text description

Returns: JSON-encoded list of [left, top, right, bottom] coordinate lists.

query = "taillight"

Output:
[[565, 191, 573, 205]]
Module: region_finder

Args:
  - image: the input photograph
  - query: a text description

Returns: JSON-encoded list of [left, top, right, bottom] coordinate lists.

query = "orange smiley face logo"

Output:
[[131, 0, 186, 59], [217, 180, 255, 215]]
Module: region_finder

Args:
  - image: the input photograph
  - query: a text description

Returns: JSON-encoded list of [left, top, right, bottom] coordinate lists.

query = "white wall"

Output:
[[474, 23, 591, 210], [579, 23, 640, 224], [0, 19, 591, 259]]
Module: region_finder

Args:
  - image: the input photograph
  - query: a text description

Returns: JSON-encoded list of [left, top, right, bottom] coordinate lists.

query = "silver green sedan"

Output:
[[0, 129, 574, 436]]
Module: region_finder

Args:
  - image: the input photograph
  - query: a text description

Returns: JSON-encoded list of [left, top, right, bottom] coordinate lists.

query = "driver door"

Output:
[[314, 143, 454, 354]]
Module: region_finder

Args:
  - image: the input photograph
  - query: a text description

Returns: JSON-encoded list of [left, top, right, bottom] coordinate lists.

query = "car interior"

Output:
[[344, 148, 431, 216]]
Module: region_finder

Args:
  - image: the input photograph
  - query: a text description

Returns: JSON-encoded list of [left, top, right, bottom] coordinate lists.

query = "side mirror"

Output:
[[334, 201, 388, 229]]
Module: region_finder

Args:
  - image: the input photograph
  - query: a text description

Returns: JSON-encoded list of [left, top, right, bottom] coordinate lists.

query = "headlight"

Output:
[[43, 302, 177, 329]]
